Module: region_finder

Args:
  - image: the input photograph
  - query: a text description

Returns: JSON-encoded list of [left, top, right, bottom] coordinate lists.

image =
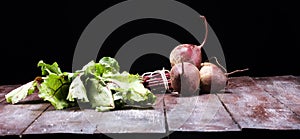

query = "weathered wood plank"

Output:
[[164, 94, 240, 132], [253, 75, 300, 117], [14, 94, 165, 137], [288, 104, 300, 116], [93, 109, 165, 133], [93, 94, 166, 134], [253, 75, 300, 105], [222, 104, 300, 130], [0, 103, 49, 136], [23, 106, 96, 135], [2, 86, 166, 137], [218, 76, 300, 130]]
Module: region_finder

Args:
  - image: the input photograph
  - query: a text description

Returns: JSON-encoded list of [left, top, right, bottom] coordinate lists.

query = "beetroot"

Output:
[[170, 62, 200, 96], [169, 16, 208, 69], [199, 62, 249, 93], [199, 62, 227, 93]]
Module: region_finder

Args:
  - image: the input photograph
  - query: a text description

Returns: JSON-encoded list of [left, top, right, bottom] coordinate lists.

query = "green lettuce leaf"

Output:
[[99, 57, 120, 74], [38, 60, 62, 75], [36, 61, 75, 110], [37, 72, 75, 110], [5, 57, 156, 112], [69, 57, 156, 111], [5, 81, 36, 104], [67, 74, 89, 102], [85, 78, 115, 111], [104, 71, 156, 107]]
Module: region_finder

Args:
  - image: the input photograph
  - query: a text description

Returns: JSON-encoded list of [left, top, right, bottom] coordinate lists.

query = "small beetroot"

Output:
[[199, 62, 248, 93], [199, 62, 227, 93], [170, 62, 200, 96], [169, 15, 208, 69]]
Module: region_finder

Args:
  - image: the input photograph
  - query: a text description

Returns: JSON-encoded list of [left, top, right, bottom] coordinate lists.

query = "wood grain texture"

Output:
[[0, 103, 49, 136], [164, 94, 240, 132], [253, 75, 300, 105], [23, 106, 96, 135], [94, 94, 166, 134], [253, 75, 300, 118], [218, 76, 300, 130]]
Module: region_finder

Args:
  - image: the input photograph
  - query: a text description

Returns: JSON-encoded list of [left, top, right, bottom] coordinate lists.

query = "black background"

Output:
[[1, 0, 299, 85]]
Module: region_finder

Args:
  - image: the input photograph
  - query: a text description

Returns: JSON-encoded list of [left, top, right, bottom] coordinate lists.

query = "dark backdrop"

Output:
[[1, 1, 299, 85]]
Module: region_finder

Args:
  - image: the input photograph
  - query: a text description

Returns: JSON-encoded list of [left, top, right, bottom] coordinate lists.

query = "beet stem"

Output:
[[147, 79, 167, 84], [225, 68, 249, 76], [198, 15, 208, 48], [160, 67, 170, 90], [209, 56, 227, 73], [146, 78, 164, 82], [147, 82, 171, 87], [142, 69, 170, 78], [142, 68, 170, 90], [181, 61, 185, 75]]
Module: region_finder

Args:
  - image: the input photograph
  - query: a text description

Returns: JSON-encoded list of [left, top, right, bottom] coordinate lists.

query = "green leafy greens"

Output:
[[5, 57, 156, 112]]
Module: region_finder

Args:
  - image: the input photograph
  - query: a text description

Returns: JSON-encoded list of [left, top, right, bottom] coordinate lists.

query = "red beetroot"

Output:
[[170, 62, 200, 96], [199, 62, 249, 93], [169, 16, 208, 69]]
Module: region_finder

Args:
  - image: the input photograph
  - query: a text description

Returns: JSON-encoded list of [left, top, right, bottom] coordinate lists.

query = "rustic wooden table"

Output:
[[1, 75, 300, 139]]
